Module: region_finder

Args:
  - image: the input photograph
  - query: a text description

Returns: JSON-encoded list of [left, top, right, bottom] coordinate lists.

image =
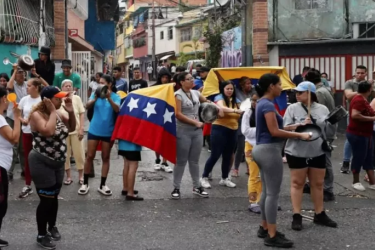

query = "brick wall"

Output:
[[252, 0, 269, 66], [52, 0, 66, 60]]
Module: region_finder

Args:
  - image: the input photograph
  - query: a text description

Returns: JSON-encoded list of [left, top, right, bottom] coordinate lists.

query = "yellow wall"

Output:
[[178, 23, 206, 54], [116, 33, 124, 47]]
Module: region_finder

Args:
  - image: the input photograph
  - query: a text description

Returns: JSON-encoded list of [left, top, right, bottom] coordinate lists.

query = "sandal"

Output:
[[64, 179, 73, 185], [79, 179, 84, 185]]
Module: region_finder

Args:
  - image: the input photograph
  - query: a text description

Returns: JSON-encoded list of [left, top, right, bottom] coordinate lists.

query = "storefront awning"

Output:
[[160, 54, 173, 60]]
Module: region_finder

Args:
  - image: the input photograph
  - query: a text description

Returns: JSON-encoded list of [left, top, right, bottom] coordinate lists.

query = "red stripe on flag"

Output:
[[112, 115, 176, 164]]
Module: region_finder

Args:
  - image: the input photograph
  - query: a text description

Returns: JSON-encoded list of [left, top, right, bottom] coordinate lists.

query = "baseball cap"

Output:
[[41, 86, 69, 99], [294, 81, 316, 93]]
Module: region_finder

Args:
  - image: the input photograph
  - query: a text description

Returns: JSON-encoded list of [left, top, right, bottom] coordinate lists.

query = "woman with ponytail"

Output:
[[17, 78, 43, 198], [252, 73, 311, 248]]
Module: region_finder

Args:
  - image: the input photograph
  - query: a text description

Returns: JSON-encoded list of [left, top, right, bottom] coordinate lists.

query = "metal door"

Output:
[[71, 51, 91, 104], [280, 56, 346, 90]]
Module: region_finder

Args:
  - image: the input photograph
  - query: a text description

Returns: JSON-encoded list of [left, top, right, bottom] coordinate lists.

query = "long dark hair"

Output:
[[156, 68, 171, 85], [256, 73, 280, 97], [249, 93, 258, 127], [101, 74, 117, 92], [0, 73, 9, 82], [219, 81, 238, 108], [0, 86, 7, 98]]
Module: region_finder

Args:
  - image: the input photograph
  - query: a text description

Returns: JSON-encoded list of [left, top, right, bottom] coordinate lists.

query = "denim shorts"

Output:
[[87, 132, 112, 143]]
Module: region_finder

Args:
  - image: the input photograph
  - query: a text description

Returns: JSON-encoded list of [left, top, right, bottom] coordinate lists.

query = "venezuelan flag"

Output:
[[111, 84, 177, 164], [202, 67, 294, 116]]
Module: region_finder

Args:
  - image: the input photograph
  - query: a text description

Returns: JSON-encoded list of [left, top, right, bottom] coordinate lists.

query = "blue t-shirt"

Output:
[[118, 140, 142, 151], [116, 78, 128, 92], [255, 98, 284, 144], [88, 92, 121, 137], [214, 94, 241, 104], [193, 78, 203, 90]]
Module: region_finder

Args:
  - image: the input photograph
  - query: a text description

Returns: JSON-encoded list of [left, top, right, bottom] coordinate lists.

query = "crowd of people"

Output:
[[0, 44, 374, 249]]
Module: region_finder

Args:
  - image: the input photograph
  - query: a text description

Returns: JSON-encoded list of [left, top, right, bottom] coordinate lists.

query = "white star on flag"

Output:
[[163, 109, 174, 124], [143, 102, 157, 118], [127, 97, 139, 112]]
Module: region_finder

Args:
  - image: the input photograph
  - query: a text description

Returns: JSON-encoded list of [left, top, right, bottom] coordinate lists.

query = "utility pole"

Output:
[[242, 0, 253, 66], [151, 0, 156, 80]]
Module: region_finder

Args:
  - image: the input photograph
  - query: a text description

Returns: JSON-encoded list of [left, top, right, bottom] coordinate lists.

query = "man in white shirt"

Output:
[[147, 64, 153, 81]]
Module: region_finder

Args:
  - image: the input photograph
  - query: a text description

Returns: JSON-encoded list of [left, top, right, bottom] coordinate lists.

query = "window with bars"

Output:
[[359, 23, 375, 38], [180, 28, 192, 42], [168, 27, 173, 40], [0, 0, 48, 45], [295, 0, 328, 10]]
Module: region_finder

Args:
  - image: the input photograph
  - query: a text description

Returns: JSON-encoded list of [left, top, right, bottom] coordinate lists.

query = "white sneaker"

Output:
[[98, 185, 112, 196], [154, 163, 161, 170], [78, 184, 90, 195], [200, 177, 211, 189], [219, 178, 236, 188], [161, 163, 173, 173], [352, 182, 366, 191], [369, 184, 375, 190]]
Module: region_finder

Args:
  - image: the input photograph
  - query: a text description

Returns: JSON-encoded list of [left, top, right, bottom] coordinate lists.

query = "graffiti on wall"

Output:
[[221, 26, 242, 68]]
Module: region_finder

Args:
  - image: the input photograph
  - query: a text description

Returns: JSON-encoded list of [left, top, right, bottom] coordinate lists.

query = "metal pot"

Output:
[[295, 124, 322, 141], [95, 85, 109, 99], [199, 102, 218, 123], [326, 105, 347, 125], [17, 55, 34, 71]]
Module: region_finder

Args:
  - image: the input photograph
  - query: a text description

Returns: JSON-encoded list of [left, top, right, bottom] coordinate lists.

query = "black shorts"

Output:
[[87, 132, 111, 143], [286, 154, 326, 169], [118, 150, 141, 161]]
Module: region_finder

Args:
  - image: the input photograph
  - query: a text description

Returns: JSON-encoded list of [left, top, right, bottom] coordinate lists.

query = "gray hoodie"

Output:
[[284, 102, 336, 158]]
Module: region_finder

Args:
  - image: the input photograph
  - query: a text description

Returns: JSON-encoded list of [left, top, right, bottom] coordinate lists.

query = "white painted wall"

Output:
[[155, 21, 178, 55]]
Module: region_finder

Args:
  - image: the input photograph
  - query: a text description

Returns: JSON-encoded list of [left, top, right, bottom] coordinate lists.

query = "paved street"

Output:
[[3, 134, 375, 250]]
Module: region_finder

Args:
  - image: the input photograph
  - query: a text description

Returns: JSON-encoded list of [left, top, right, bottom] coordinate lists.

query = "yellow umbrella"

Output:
[[202, 66, 295, 97]]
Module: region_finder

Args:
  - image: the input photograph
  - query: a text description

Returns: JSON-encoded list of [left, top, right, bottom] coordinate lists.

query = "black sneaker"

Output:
[[340, 161, 350, 174], [192, 187, 209, 198], [314, 211, 338, 228], [303, 183, 311, 194], [48, 226, 61, 241], [323, 191, 335, 202], [0, 238, 9, 247], [171, 188, 180, 199], [257, 225, 268, 238], [37, 234, 56, 249], [264, 231, 294, 248], [291, 213, 303, 231]]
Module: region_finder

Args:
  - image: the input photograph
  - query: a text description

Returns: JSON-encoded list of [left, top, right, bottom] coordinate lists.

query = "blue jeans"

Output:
[[346, 132, 373, 174], [343, 139, 352, 162], [202, 125, 237, 179]]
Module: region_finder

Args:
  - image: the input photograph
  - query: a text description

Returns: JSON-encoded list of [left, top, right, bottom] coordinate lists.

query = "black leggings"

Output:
[[0, 166, 8, 232], [36, 184, 61, 235]]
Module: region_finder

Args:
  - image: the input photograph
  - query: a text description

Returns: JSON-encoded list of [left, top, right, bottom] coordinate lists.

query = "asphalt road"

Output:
[[3, 134, 375, 250]]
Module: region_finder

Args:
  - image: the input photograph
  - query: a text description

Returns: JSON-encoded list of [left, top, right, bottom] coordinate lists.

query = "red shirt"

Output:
[[347, 94, 375, 137]]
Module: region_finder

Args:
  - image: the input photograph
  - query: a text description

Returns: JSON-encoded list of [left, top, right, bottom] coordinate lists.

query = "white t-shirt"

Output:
[[171, 66, 176, 73], [0, 115, 13, 171], [18, 95, 42, 134], [147, 67, 153, 74], [89, 81, 99, 92]]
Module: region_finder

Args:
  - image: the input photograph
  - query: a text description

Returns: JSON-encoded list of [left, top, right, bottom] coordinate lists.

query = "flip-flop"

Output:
[[64, 179, 73, 185]]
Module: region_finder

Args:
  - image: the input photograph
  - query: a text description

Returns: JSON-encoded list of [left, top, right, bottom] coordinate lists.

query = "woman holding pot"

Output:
[[200, 81, 243, 189], [60, 80, 85, 186], [346, 81, 375, 191], [252, 74, 311, 248], [283, 81, 337, 231], [79, 75, 120, 196]]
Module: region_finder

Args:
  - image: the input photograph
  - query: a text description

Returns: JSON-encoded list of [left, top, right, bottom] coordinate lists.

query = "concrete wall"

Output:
[[68, 10, 85, 38], [349, 0, 375, 22], [269, 0, 346, 41], [155, 24, 178, 55]]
